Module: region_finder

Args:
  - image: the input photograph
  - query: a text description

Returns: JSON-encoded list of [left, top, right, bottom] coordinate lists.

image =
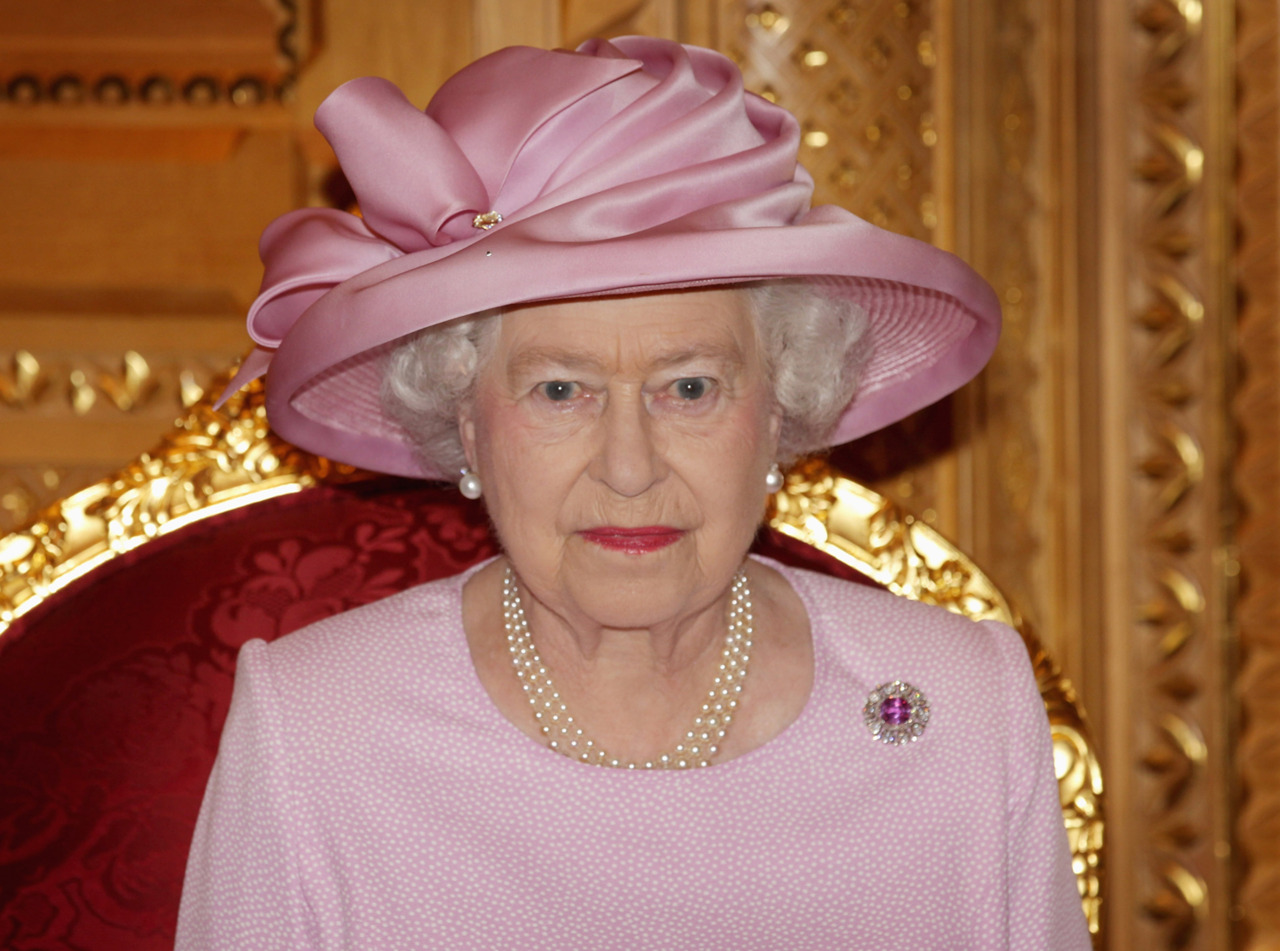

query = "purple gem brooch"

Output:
[[863, 680, 930, 745]]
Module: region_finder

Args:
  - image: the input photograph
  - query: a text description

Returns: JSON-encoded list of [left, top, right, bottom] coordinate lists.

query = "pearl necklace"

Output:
[[502, 565, 753, 769]]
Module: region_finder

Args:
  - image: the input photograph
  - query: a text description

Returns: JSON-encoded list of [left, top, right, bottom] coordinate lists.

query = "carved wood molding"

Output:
[[1233, 0, 1279, 946], [0, 0, 310, 107], [1123, 1, 1234, 948]]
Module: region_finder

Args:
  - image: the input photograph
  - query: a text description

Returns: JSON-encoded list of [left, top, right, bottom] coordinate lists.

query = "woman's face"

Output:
[[459, 288, 781, 631]]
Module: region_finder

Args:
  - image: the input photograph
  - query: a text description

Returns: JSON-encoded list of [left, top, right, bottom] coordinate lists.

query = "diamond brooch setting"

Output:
[[863, 680, 930, 745]]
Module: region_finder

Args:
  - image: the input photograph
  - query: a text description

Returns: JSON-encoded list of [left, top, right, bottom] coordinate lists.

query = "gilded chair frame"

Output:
[[0, 379, 1103, 937]]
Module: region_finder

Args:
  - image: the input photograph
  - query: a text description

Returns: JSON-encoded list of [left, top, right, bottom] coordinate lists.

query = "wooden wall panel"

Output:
[[294, 2, 475, 122], [0, 130, 297, 305]]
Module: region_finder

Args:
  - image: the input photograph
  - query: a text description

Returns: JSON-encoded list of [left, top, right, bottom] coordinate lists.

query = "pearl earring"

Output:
[[459, 467, 483, 500], [765, 464, 784, 492]]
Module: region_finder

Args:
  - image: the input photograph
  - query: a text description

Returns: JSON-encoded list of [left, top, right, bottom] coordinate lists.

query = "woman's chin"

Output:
[[556, 538, 739, 628]]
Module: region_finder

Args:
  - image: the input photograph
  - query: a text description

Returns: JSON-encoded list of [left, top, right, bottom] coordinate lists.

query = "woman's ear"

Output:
[[458, 403, 478, 472], [767, 404, 783, 454]]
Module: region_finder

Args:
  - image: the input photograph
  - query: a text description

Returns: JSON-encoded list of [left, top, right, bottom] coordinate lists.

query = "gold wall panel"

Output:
[[729, 0, 936, 240], [952, 0, 1070, 691]]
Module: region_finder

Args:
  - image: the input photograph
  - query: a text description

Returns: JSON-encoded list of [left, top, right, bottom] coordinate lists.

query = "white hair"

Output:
[[381, 282, 870, 476]]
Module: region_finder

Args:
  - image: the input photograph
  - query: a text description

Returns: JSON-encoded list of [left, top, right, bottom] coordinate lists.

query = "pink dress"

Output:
[[177, 558, 1091, 949]]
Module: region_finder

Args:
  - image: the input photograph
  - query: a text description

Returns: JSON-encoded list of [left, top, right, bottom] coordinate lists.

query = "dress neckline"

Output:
[[449, 554, 825, 778]]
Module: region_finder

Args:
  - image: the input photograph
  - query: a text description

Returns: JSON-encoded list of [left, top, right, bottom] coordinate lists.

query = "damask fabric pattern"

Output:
[[177, 560, 1091, 950], [0, 481, 499, 951]]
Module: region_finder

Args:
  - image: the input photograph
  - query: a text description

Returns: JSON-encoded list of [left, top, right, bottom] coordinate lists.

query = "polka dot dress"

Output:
[[176, 558, 1091, 950]]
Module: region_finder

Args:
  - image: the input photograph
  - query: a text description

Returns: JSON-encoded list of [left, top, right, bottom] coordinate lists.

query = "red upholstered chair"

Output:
[[0, 381, 1103, 949]]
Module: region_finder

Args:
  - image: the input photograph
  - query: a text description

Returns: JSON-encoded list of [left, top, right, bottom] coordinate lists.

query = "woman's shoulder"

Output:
[[766, 558, 1026, 677], [768, 558, 987, 629], [238, 564, 480, 691], [767, 560, 1047, 773]]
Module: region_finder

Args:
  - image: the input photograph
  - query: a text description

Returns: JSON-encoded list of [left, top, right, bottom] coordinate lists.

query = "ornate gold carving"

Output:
[[0, 351, 45, 408], [0, 374, 359, 637], [0, 466, 72, 533], [0, 350, 229, 416], [767, 457, 1103, 930], [1233, 0, 1280, 946], [1127, 0, 1230, 946], [87, 351, 155, 413], [771, 457, 1010, 619]]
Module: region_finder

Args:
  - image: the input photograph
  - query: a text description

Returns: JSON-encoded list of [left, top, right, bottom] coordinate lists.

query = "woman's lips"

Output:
[[578, 527, 685, 553]]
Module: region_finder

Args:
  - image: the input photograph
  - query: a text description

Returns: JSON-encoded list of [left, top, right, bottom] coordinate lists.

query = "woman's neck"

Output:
[[520, 579, 733, 679], [462, 557, 814, 765]]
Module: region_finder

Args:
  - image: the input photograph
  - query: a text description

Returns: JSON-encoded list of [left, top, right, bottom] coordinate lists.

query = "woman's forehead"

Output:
[[492, 288, 761, 370]]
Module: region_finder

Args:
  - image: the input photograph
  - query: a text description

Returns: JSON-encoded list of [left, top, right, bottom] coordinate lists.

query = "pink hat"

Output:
[[226, 36, 1000, 480]]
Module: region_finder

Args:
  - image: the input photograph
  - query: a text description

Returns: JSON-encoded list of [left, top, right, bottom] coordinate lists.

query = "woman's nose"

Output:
[[589, 393, 665, 497]]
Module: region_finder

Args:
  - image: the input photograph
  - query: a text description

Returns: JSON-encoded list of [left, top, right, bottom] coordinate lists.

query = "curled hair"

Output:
[[748, 280, 869, 461], [381, 311, 499, 477], [381, 283, 869, 475]]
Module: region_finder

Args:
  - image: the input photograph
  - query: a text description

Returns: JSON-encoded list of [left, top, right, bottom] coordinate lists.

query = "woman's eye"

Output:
[[539, 381, 579, 402], [672, 377, 711, 400]]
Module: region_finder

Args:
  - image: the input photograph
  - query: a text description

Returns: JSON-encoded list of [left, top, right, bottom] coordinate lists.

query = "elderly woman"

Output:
[[178, 37, 1091, 949]]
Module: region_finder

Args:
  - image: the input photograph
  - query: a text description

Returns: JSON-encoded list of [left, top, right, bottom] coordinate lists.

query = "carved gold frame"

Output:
[[0, 383, 359, 630], [0, 379, 1103, 935]]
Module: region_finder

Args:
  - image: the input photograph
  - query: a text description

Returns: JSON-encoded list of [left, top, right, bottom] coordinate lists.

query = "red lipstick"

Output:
[[579, 526, 684, 554]]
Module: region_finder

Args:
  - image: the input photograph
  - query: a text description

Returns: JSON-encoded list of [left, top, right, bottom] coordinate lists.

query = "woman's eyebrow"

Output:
[[647, 342, 746, 373], [504, 340, 746, 381], [505, 347, 608, 380]]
